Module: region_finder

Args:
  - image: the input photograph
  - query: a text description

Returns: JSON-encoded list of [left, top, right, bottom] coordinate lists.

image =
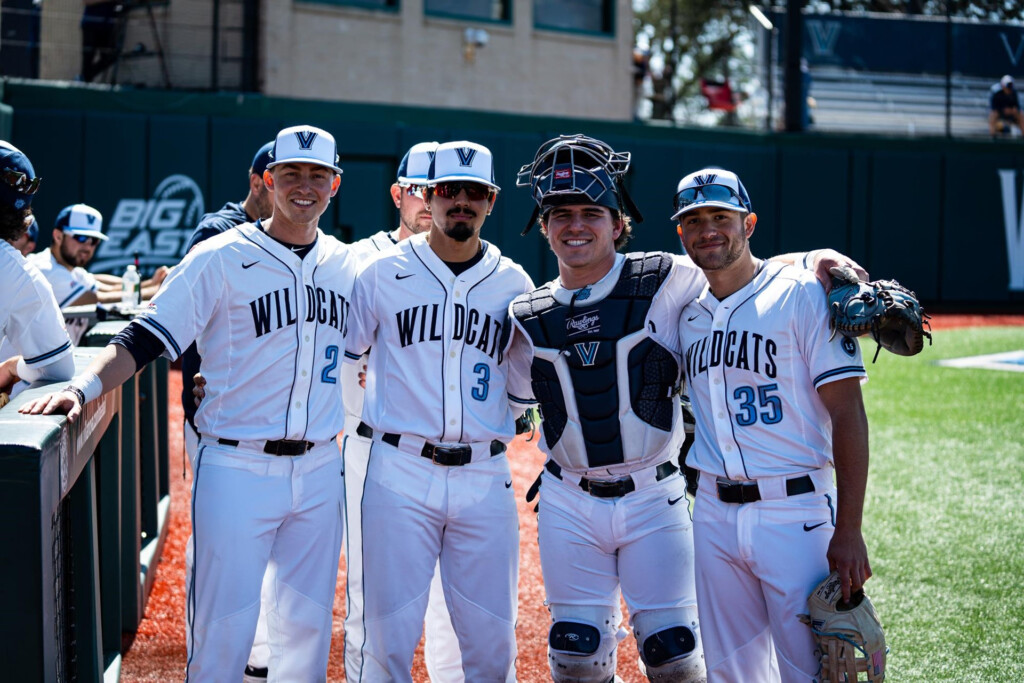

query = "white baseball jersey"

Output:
[[28, 251, 99, 344], [137, 221, 359, 442], [341, 229, 399, 424], [680, 261, 866, 480], [0, 241, 73, 371], [345, 233, 534, 443], [508, 252, 706, 476]]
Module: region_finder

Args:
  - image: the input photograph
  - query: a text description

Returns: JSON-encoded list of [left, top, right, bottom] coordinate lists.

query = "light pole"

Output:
[[750, 5, 775, 131]]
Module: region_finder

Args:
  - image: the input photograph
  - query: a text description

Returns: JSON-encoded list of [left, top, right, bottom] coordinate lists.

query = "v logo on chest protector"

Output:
[[574, 341, 601, 366]]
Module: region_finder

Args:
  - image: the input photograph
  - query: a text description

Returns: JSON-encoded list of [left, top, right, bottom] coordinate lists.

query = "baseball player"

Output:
[[509, 135, 709, 682], [673, 168, 872, 681], [177, 141, 276, 683], [1, 141, 74, 399], [340, 141, 468, 683], [21, 125, 359, 682], [344, 140, 534, 682], [28, 204, 166, 344], [7, 214, 38, 256]]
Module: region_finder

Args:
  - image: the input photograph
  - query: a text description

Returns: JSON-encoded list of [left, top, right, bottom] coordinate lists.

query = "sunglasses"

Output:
[[1, 168, 42, 195], [398, 183, 424, 198], [674, 184, 747, 213], [69, 234, 101, 246], [432, 181, 494, 202]]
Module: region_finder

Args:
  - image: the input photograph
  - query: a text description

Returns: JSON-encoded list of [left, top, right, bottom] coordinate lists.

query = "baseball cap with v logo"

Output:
[[427, 141, 500, 190], [55, 203, 108, 241], [267, 125, 344, 175]]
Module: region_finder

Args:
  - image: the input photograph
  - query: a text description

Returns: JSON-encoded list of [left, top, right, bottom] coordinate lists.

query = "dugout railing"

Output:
[[0, 317, 171, 682]]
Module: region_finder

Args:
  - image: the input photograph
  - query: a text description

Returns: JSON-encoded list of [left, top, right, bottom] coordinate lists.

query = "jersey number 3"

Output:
[[471, 363, 490, 401], [733, 383, 782, 426]]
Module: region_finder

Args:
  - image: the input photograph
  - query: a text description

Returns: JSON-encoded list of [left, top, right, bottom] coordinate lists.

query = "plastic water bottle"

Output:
[[122, 264, 141, 306]]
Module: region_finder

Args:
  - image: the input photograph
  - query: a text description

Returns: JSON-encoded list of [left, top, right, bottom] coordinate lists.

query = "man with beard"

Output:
[[344, 140, 534, 682], [0, 140, 74, 401], [674, 168, 872, 681], [507, 138, 866, 683], [339, 141, 471, 683], [29, 203, 167, 343]]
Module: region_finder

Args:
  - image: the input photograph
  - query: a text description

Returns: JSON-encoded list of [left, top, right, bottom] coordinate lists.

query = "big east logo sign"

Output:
[[91, 174, 205, 274]]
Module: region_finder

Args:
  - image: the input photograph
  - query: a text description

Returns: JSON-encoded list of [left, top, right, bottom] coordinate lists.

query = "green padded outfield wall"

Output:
[[3, 80, 1024, 307]]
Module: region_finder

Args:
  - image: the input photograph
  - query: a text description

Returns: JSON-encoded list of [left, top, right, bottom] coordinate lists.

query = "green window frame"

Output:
[[424, 0, 511, 24], [300, 0, 400, 10]]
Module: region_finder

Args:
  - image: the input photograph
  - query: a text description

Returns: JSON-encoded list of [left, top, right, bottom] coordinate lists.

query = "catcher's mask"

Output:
[[516, 134, 643, 235]]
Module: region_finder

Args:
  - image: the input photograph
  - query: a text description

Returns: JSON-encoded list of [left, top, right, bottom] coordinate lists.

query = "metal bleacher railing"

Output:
[[0, 311, 171, 682]]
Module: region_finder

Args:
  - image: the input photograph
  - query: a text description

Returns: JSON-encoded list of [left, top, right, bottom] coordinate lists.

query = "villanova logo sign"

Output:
[[294, 130, 318, 150], [998, 170, 1024, 291], [456, 147, 478, 167]]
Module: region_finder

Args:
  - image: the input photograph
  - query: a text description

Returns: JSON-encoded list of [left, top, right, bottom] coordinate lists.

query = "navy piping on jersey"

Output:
[[240, 229, 301, 438], [813, 366, 865, 386], [300, 253, 326, 442], [184, 443, 206, 681], [59, 284, 87, 307], [508, 393, 534, 405], [344, 350, 362, 361], [411, 246, 449, 441], [23, 340, 72, 365], [141, 317, 182, 358], [458, 255, 501, 443], [825, 492, 837, 526], [720, 262, 777, 481]]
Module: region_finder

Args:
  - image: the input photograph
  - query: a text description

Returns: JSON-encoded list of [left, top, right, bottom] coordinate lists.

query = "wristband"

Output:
[[69, 372, 103, 404], [802, 249, 821, 270], [63, 385, 86, 407]]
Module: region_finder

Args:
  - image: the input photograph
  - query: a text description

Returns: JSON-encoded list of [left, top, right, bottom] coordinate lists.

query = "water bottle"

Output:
[[122, 264, 141, 306]]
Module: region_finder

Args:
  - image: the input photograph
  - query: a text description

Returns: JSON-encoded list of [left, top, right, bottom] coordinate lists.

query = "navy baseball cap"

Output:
[[672, 168, 752, 219], [397, 142, 439, 184], [0, 140, 41, 210], [55, 203, 108, 241], [251, 141, 274, 177]]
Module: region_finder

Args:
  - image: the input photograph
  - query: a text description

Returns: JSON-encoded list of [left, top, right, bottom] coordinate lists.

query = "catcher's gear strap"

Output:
[[548, 604, 622, 683], [633, 607, 706, 682]]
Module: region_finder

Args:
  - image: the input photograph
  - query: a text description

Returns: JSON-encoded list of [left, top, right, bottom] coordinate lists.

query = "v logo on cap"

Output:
[[295, 130, 318, 150], [455, 147, 478, 167]]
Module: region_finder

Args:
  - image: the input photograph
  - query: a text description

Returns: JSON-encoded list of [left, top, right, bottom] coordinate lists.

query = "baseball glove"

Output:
[[828, 266, 932, 363], [799, 572, 887, 683]]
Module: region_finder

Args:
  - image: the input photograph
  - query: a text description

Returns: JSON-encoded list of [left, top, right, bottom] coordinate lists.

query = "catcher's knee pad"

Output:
[[547, 604, 622, 683], [633, 607, 706, 682]]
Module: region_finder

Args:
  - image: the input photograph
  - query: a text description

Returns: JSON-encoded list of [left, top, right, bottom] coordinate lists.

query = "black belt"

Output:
[[715, 474, 815, 504], [545, 460, 679, 499], [357, 421, 505, 467], [216, 437, 332, 456]]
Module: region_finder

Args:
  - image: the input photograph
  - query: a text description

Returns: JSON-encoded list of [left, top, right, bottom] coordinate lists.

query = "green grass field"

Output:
[[860, 326, 1024, 681]]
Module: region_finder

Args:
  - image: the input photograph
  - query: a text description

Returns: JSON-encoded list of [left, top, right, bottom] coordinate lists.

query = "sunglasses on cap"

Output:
[[1, 168, 42, 196], [674, 184, 748, 214], [432, 181, 495, 202], [68, 234, 101, 246]]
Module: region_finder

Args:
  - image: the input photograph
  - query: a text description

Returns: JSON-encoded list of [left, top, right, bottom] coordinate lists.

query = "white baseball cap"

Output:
[[671, 168, 752, 220], [267, 125, 343, 175], [55, 203, 107, 241], [397, 142, 439, 185], [427, 141, 500, 190], [1001, 74, 1014, 88]]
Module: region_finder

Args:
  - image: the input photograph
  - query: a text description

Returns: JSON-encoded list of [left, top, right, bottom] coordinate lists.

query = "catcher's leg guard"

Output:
[[633, 607, 706, 682], [547, 604, 623, 683]]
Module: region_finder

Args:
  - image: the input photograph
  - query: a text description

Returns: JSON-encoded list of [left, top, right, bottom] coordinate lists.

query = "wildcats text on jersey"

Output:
[[684, 328, 778, 380], [395, 303, 503, 360], [250, 285, 349, 338]]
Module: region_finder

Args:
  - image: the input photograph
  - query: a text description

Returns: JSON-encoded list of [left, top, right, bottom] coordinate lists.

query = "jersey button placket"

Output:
[[292, 267, 315, 435], [710, 307, 739, 474], [442, 286, 460, 441]]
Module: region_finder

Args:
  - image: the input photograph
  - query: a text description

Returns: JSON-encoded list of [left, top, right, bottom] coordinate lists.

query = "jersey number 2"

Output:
[[321, 345, 339, 384], [733, 383, 782, 426], [471, 363, 490, 401]]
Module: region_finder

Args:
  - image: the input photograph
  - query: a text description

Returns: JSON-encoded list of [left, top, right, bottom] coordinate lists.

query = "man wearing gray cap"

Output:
[[0, 140, 74, 402]]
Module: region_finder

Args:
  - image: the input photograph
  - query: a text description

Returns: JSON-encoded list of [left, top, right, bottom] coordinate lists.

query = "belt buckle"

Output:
[[426, 443, 469, 466], [586, 478, 632, 498], [717, 480, 759, 504]]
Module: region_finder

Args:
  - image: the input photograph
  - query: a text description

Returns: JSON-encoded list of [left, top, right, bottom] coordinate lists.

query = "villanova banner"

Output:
[[91, 174, 205, 276]]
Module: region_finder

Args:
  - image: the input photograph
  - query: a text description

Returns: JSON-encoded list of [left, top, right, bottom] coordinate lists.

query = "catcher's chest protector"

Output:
[[512, 252, 679, 470]]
